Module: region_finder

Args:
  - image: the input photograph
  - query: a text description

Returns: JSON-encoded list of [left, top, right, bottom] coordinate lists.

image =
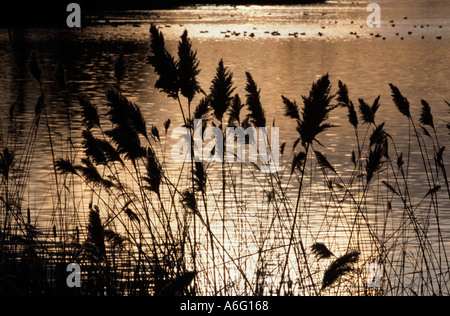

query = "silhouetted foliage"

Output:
[[245, 72, 266, 127], [322, 251, 360, 290], [209, 59, 235, 123], [389, 84, 411, 118], [284, 74, 336, 147], [78, 94, 100, 130], [147, 25, 179, 98], [420, 99, 434, 129], [177, 30, 202, 103], [311, 242, 334, 260]]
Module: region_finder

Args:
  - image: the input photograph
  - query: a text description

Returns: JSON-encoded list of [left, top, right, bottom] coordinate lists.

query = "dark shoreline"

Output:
[[1, 0, 327, 27]]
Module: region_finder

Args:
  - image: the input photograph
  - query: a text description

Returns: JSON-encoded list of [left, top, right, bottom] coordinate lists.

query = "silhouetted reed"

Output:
[[245, 72, 266, 128], [209, 59, 235, 124], [78, 94, 100, 130], [311, 242, 334, 260], [321, 250, 360, 291], [286, 74, 336, 148], [147, 25, 179, 100], [177, 30, 202, 104]]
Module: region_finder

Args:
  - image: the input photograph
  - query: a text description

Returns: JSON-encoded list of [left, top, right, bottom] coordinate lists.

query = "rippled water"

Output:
[[1, 0, 449, 295]]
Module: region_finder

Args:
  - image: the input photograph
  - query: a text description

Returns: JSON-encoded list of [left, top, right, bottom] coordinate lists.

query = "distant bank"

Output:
[[1, 0, 326, 27]]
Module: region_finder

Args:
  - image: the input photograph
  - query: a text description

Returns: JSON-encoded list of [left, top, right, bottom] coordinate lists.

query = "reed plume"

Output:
[[336, 80, 350, 107], [82, 130, 122, 166], [82, 130, 108, 165], [359, 96, 380, 125], [164, 119, 171, 135], [282, 95, 300, 121], [366, 142, 387, 183], [105, 126, 145, 161], [209, 59, 235, 123], [105, 88, 147, 161], [369, 122, 387, 147], [288, 74, 336, 147], [78, 94, 100, 130], [347, 101, 358, 129], [75, 158, 114, 189], [106, 87, 147, 139], [124, 207, 141, 224], [420, 99, 434, 129], [151, 126, 160, 142], [194, 161, 207, 194], [104, 229, 127, 248], [425, 185, 441, 198], [177, 30, 202, 103], [54, 158, 78, 175], [382, 180, 400, 197], [193, 97, 210, 121], [396, 155, 404, 173], [147, 24, 179, 99], [336, 81, 358, 128], [143, 147, 162, 195], [228, 94, 244, 127], [181, 189, 198, 215], [311, 242, 334, 260], [86, 205, 107, 262], [359, 99, 371, 123], [314, 151, 336, 174], [389, 84, 411, 118], [290, 151, 306, 178]]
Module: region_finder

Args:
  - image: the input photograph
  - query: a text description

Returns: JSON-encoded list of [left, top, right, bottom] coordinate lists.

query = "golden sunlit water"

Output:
[[1, 0, 449, 296]]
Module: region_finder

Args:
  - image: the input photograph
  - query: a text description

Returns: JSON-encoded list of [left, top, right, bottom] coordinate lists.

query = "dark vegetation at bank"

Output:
[[1, 0, 326, 27]]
